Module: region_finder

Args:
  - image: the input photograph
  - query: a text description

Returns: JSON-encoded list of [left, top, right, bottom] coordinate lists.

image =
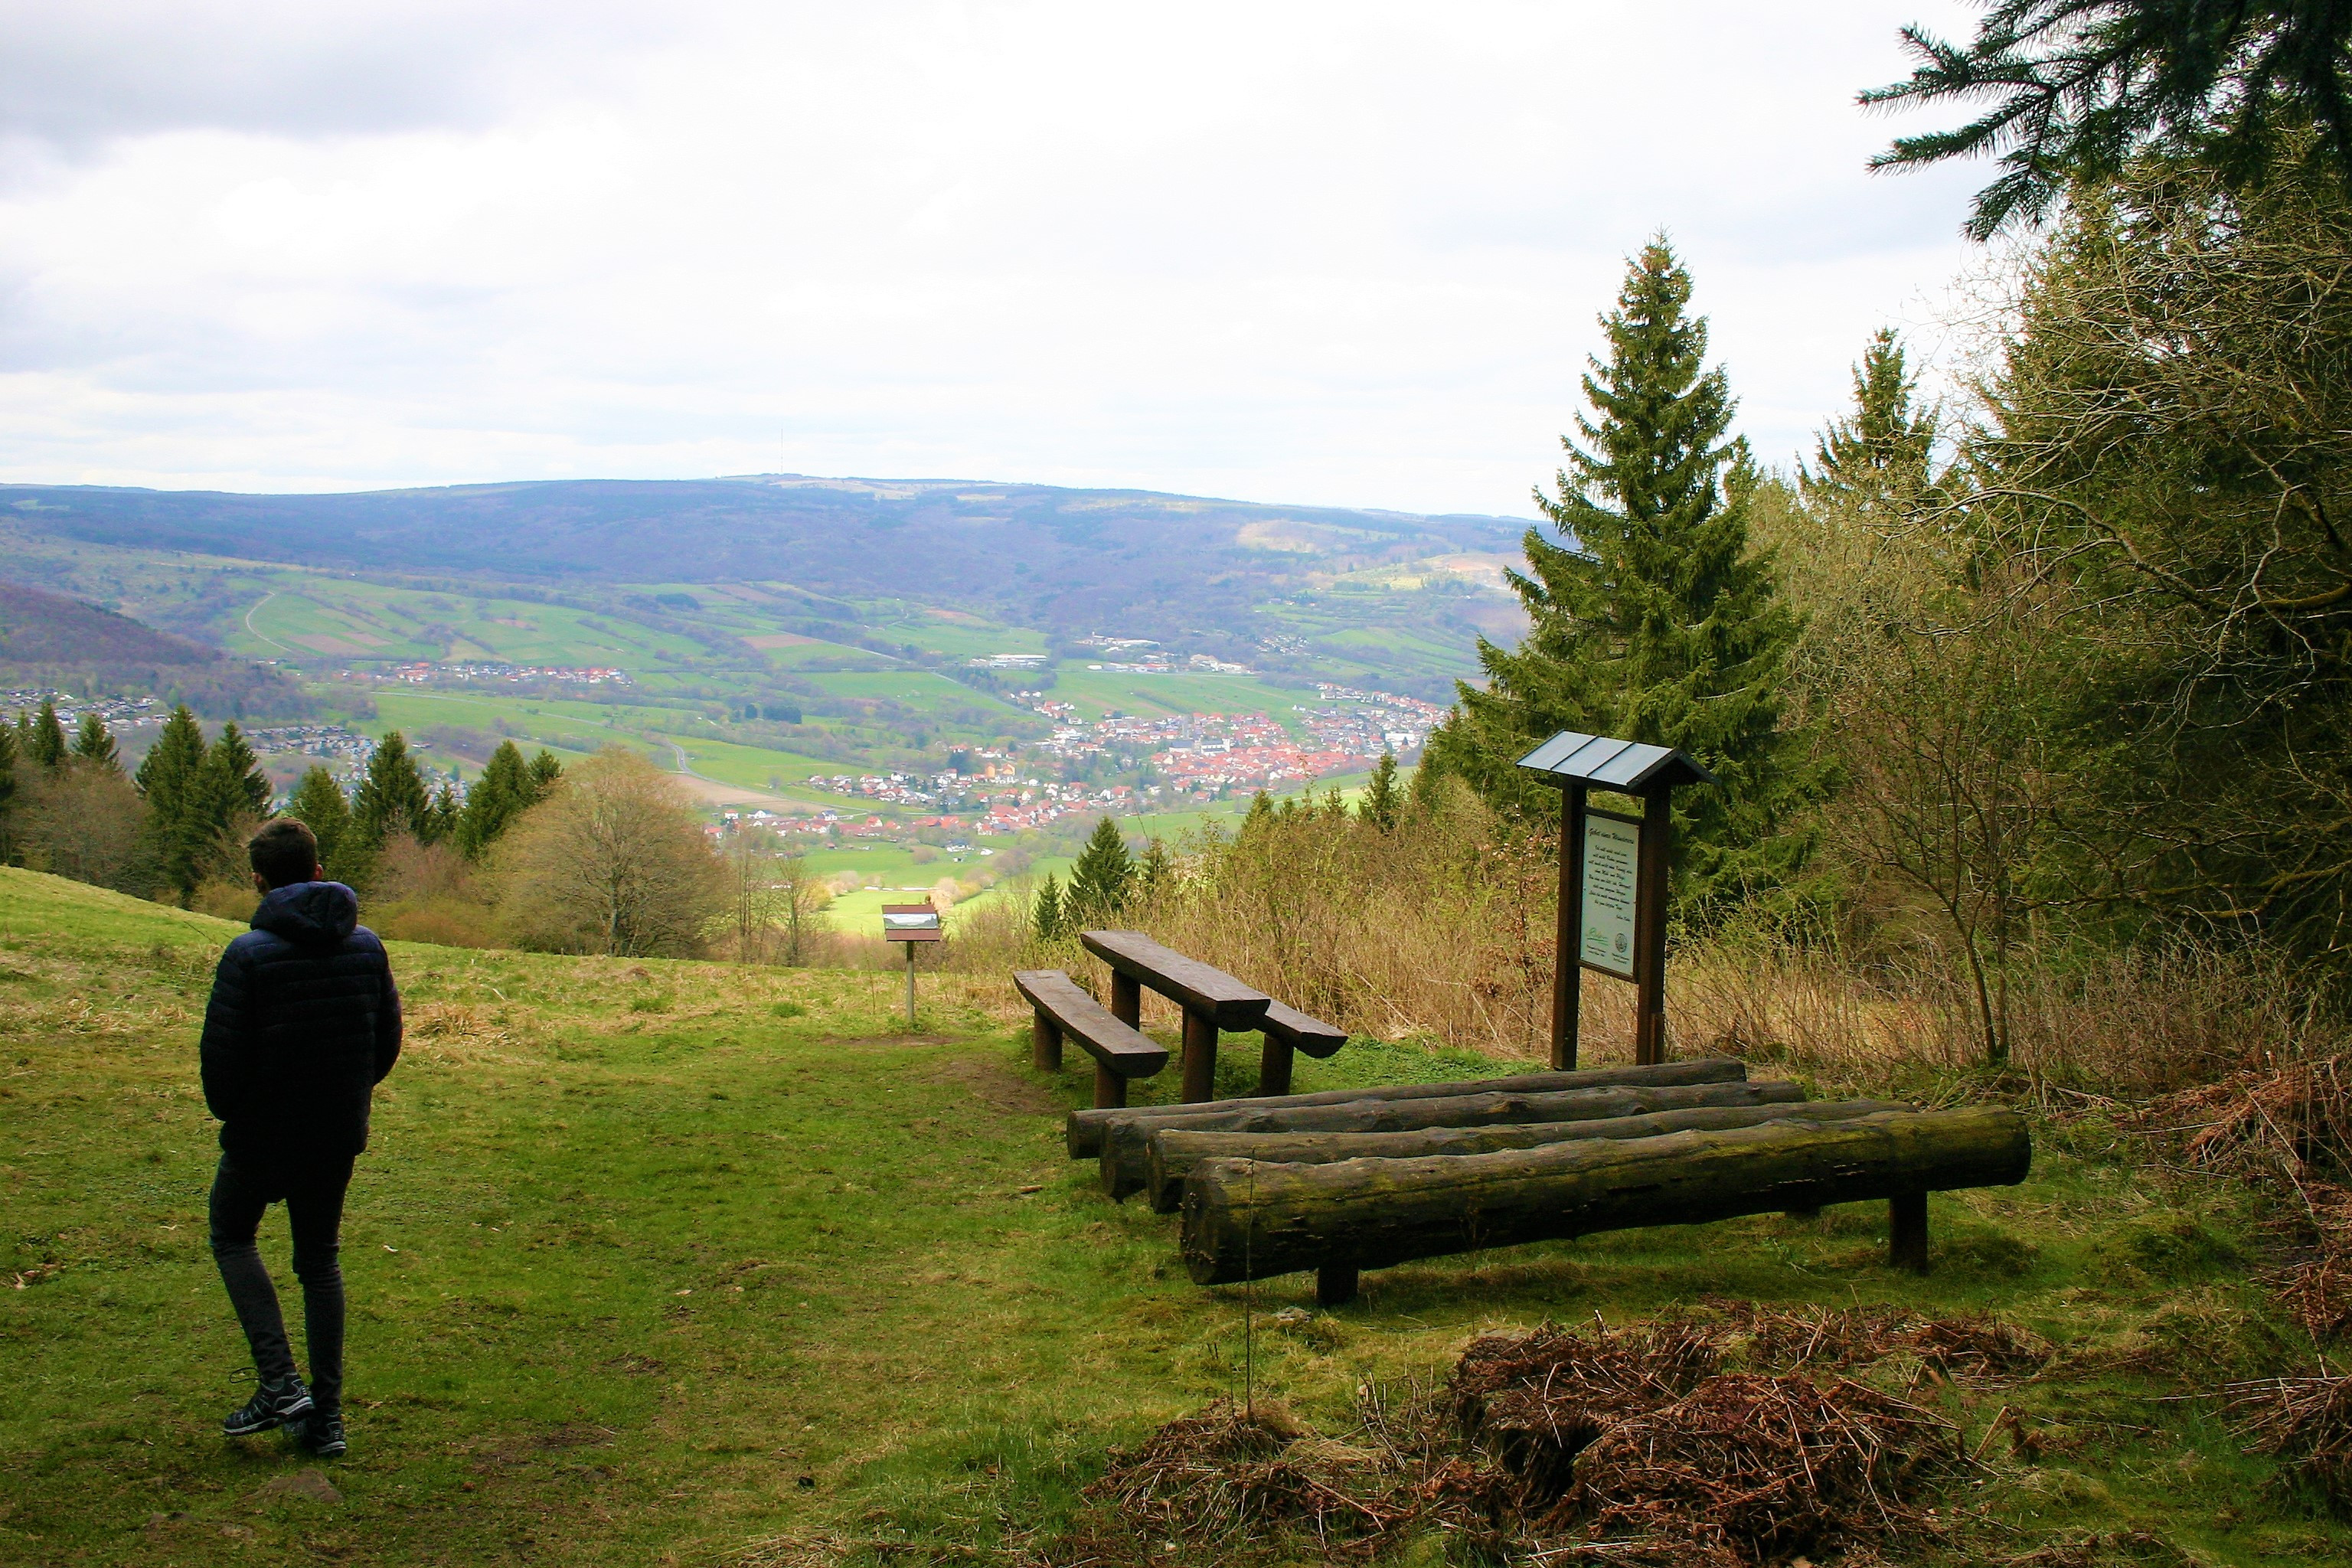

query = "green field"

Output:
[[3, 868, 2345, 1565]]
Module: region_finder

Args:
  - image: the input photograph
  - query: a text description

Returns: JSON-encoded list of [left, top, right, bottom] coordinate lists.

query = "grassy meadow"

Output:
[[4, 865, 2345, 1566]]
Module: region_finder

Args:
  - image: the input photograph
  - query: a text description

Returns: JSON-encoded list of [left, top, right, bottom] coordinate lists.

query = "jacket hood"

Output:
[[252, 880, 361, 947]]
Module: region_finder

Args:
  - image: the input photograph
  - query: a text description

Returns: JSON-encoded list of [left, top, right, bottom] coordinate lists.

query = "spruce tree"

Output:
[[1421, 237, 1815, 910], [28, 701, 66, 769], [1799, 328, 1938, 520], [287, 768, 352, 880], [198, 722, 273, 831], [420, 779, 461, 846], [456, 741, 535, 858], [1067, 816, 1134, 923], [70, 713, 122, 775], [1031, 874, 1065, 941], [1359, 753, 1401, 830], [1135, 837, 1174, 903], [350, 732, 430, 851], [527, 749, 564, 795], [0, 722, 17, 863], [134, 705, 211, 896]]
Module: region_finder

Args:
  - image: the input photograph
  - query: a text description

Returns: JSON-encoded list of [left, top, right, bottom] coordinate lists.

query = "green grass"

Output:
[[5, 874, 2344, 1565]]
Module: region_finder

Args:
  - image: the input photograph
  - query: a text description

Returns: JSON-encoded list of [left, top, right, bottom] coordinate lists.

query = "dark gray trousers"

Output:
[[208, 1153, 354, 1414]]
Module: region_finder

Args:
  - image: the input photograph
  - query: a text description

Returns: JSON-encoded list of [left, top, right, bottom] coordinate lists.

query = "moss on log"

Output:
[[1178, 1106, 2032, 1285], [1064, 1057, 1746, 1159], [1143, 1097, 1915, 1213], [1101, 1079, 1803, 1202]]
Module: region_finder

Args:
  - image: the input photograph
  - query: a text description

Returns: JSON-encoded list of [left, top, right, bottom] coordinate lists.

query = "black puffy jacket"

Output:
[[199, 881, 403, 1165]]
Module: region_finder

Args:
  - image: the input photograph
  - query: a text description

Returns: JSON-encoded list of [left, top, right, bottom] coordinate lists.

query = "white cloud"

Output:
[[0, 0, 1991, 515]]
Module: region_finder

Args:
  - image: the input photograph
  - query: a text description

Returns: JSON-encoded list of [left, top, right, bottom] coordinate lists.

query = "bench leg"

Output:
[[1315, 1260, 1358, 1308], [1181, 1007, 1218, 1102], [1093, 1063, 1127, 1109], [1110, 972, 1142, 1029], [1031, 1011, 1062, 1072], [1889, 1192, 1929, 1274], [1258, 1035, 1295, 1098]]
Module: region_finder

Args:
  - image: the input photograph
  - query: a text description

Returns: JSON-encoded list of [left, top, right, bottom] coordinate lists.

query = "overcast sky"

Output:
[[0, 1, 1991, 517]]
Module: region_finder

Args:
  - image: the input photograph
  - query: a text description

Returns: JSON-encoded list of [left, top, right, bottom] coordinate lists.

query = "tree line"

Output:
[[0, 702, 564, 909]]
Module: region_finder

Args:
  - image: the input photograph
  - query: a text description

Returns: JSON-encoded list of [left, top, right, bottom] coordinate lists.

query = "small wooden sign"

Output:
[[881, 903, 943, 942], [1577, 809, 1640, 979]]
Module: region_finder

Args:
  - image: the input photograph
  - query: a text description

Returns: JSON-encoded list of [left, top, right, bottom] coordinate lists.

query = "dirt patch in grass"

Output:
[[929, 1057, 1063, 1116]]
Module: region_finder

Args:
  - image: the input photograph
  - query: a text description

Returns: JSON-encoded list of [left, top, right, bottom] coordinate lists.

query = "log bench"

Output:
[[1066, 1056, 1749, 1158], [1014, 969, 1170, 1109], [1140, 1096, 1915, 1212], [1098, 1077, 1808, 1204], [1083, 930, 1340, 1102], [1178, 1106, 2032, 1305]]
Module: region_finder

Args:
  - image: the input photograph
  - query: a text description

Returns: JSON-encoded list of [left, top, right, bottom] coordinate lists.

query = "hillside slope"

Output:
[[1, 475, 1527, 639], [0, 578, 312, 717]]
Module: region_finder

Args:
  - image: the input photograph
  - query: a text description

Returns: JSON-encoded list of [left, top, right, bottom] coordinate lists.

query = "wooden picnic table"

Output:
[[1080, 930, 1274, 1102]]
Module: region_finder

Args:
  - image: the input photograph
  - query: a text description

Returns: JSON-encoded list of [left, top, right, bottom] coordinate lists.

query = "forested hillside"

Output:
[[0, 475, 1523, 644], [0, 580, 311, 719]]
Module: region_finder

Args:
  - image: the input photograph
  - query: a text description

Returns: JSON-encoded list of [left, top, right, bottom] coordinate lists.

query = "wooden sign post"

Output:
[[880, 902, 942, 1029], [1517, 733, 1714, 1070]]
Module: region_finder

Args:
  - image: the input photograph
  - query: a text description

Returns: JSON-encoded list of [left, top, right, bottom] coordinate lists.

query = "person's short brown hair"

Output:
[[249, 818, 322, 889]]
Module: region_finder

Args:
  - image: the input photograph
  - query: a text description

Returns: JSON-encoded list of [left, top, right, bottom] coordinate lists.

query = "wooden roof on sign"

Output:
[[1516, 730, 1717, 790]]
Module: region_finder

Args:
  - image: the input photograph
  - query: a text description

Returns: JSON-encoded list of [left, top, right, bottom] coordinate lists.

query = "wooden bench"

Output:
[[1177, 1105, 2032, 1305], [1014, 969, 1170, 1109], [1080, 930, 1344, 1101], [1257, 999, 1347, 1097]]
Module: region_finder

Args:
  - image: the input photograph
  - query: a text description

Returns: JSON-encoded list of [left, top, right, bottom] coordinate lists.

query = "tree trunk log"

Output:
[[1178, 1106, 2031, 1285], [1100, 1080, 1802, 1201], [1144, 1097, 1915, 1212], [1063, 1057, 1746, 1158]]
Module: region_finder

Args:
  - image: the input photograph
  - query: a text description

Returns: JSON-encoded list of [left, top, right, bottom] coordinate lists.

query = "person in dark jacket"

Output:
[[201, 817, 401, 1459]]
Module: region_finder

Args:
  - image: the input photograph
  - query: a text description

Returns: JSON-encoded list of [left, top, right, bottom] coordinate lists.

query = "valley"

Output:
[[0, 476, 1524, 917]]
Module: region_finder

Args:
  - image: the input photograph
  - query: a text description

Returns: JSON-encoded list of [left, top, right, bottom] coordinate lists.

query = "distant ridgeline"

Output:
[[0, 580, 313, 720], [0, 475, 1524, 642]]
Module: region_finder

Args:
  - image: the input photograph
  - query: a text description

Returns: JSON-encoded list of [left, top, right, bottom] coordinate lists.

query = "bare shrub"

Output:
[[16, 760, 149, 893], [492, 747, 725, 957]]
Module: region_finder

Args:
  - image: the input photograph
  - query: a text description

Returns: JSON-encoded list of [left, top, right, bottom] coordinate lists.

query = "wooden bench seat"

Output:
[[1014, 969, 1170, 1109]]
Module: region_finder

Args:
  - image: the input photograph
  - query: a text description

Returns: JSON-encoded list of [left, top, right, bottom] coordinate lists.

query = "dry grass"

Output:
[[2228, 1375, 2352, 1508], [931, 790, 2333, 1097], [1029, 1315, 1982, 1567]]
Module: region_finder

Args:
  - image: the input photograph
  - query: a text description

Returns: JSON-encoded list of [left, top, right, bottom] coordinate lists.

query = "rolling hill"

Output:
[[0, 579, 312, 718], [0, 475, 1528, 643]]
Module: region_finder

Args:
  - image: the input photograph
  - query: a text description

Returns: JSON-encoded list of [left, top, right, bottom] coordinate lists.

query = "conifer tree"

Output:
[[287, 768, 352, 880], [1067, 815, 1134, 923], [1135, 837, 1174, 903], [1421, 237, 1815, 910], [70, 713, 122, 775], [134, 705, 211, 896], [350, 732, 430, 851], [527, 749, 564, 795], [1031, 874, 1065, 941], [456, 741, 536, 858], [28, 701, 66, 770], [420, 779, 461, 847], [1360, 753, 1401, 830], [1799, 328, 1939, 519], [0, 722, 17, 862], [198, 722, 273, 827]]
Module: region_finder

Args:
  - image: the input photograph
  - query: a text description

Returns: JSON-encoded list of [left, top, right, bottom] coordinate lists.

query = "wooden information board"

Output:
[[1577, 810, 1640, 979]]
